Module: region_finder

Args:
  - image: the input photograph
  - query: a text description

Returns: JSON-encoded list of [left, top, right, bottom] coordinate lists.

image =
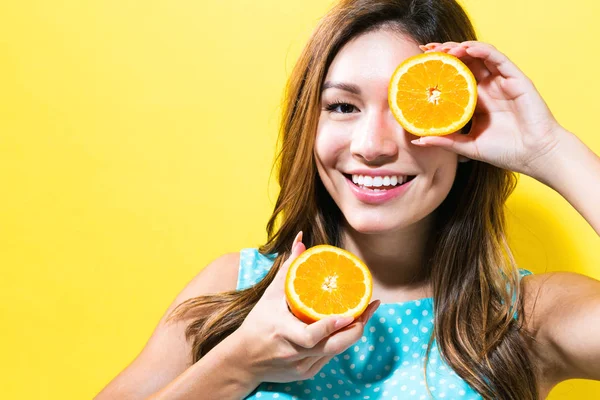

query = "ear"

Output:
[[458, 155, 471, 163]]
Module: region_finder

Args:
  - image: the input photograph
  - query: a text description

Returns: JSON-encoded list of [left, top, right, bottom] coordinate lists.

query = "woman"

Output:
[[96, 0, 600, 399]]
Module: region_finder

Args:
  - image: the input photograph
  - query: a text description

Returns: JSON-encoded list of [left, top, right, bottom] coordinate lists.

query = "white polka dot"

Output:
[[383, 391, 388, 396], [396, 318, 402, 324], [393, 355, 400, 361], [303, 389, 311, 394], [369, 327, 376, 333], [374, 387, 380, 392], [422, 344, 428, 349], [319, 372, 326, 378], [386, 346, 391, 352], [415, 300, 421, 306], [361, 336, 367, 342], [412, 336, 419, 342], [343, 354, 350, 360], [384, 365, 391, 371], [350, 364, 355, 369], [377, 355, 383, 361], [388, 308, 395, 315], [367, 364, 373, 370], [410, 390, 416, 395], [394, 337, 400, 343], [401, 385, 407, 391], [354, 346, 360, 352], [459, 390, 466, 395], [334, 396, 340, 399], [412, 318, 419, 325], [412, 353, 419, 358], [369, 345, 375, 351], [379, 336, 385, 343], [256, 393, 262, 398], [273, 394, 279, 398], [345, 391, 351, 396], [316, 386, 322, 391], [403, 345, 409, 351], [388, 327, 394, 333], [284, 386, 291, 392], [403, 327, 409, 334], [421, 327, 429, 333], [359, 355, 365, 361], [422, 310, 428, 316], [406, 309, 412, 315], [379, 317, 386, 323], [330, 369, 336, 374], [449, 384, 456, 389]]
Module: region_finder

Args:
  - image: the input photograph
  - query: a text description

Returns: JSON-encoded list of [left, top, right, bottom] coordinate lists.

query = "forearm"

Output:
[[148, 331, 261, 400], [532, 128, 600, 235]]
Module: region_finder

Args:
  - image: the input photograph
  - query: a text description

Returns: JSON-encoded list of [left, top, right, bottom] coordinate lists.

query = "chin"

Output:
[[342, 211, 406, 234]]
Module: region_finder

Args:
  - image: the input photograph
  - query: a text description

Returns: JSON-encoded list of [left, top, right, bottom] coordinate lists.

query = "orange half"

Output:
[[388, 51, 477, 136], [285, 245, 373, 324]]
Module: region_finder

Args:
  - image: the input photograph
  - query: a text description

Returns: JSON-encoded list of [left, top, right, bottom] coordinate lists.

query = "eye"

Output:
[[324, 101, 359, 114]]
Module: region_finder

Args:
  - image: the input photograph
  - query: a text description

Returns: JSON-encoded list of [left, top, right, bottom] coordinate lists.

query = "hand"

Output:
[[413, 41, 566, 179], [233, 232, 380, 384]]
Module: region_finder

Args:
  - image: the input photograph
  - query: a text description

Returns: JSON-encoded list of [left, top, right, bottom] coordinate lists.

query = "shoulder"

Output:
[[95, 252, 242, 398], [173, 252, 241, 302], [521, 271, 600, 386]]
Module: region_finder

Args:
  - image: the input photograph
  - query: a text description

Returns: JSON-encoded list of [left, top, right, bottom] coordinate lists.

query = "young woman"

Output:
[[96, 0, 600, 399]]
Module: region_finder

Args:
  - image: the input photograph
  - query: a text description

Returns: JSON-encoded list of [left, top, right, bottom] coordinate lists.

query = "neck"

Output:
[[340, 214, 436, 302]]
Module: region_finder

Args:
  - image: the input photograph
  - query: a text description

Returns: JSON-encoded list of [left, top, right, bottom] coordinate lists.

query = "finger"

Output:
[[304, 355, 333, 379], [461, 41, 525, 80], [273, 231, 305, 285], [410, 130, 481, 162], [287, 314, 355, 349], [302, 301, 381, 356], [285, 300, 380, 349]]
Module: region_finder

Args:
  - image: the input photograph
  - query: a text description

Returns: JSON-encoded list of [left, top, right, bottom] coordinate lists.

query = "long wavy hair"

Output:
[[169, 0, 538, 398]]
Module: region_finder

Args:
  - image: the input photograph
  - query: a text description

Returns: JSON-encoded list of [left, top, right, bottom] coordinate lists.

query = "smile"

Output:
[[343, 173, 416, 204]]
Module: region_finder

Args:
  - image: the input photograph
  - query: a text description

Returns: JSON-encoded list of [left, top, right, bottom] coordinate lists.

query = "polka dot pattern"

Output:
[[238, 249, 532, 400]]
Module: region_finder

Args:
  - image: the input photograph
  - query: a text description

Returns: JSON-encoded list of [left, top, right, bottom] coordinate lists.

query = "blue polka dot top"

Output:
[[237, 248, 533, 400]]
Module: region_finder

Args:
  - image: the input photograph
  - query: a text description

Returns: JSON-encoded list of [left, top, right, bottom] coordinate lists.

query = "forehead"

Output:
[[324, 29, 422, 87]]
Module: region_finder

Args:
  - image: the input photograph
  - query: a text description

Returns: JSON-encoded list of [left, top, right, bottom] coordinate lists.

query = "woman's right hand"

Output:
[[233, 231, 380, 384]]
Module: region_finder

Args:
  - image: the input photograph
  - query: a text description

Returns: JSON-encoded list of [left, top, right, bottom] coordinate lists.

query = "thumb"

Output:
[[272, 231, 306, 288], [411, 131, 477, 161]]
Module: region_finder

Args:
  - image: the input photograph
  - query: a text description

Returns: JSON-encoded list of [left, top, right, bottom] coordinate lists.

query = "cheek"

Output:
[[314, 121, 349, 167]]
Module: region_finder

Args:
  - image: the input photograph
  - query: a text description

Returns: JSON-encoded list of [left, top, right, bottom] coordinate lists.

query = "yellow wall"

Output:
[[1, 0, 598, 398]]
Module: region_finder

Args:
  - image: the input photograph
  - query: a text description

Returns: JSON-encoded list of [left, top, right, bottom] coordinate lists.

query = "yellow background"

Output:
[[1, 0, 599, 398]]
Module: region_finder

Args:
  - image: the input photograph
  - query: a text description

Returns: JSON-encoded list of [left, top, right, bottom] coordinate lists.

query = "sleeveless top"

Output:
[[237, 248, 533, 400]]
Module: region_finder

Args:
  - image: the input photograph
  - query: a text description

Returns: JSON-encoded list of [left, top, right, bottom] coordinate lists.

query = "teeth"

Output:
[[351, 174, 410, 188]]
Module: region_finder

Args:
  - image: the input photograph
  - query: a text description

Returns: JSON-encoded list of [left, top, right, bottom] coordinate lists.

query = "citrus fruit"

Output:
[[388, 51, 477, 136], [285, 245, 373, 324]]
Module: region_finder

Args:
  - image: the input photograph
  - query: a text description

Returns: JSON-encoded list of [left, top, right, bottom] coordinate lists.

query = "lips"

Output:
[[344, 174, 415, 205]]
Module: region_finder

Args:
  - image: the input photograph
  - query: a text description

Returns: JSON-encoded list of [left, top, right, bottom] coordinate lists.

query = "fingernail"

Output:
[[411, 138, 428, 145], [419, 45, 427, 51], [295, 231, 303, 244], [335, 316, 354, 329]]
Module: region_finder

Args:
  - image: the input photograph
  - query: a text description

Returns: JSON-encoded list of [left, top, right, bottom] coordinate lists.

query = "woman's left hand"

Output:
[[412, 41, 566, 179]]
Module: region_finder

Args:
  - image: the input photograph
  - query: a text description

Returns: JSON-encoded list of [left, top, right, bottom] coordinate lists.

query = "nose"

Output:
[[350, 110, 399, 164]]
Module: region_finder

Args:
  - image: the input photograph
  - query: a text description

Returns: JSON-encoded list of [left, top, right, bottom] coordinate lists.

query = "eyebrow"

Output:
[[321, 81, 361, 95]]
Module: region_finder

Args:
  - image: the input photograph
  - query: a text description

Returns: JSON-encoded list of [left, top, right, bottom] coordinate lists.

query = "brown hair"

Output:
[[169, 1, 538, 398]]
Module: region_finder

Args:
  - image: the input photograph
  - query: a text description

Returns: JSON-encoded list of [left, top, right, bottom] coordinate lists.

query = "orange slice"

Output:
[[388, 51, 477, 136], [285, 245, 373, 324]]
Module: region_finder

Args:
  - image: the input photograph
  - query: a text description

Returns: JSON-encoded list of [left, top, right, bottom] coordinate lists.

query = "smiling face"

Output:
[[315, 29, 461, 234]]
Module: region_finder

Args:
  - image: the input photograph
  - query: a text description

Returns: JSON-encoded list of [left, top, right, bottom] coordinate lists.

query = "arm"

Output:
[[522, 272, 600, 384], [94, 252, 258, 399], [529, 126, 600, 235]]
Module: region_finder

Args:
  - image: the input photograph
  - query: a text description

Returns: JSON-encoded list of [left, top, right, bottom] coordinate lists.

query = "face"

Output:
[[315, 29, 461, 234]]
